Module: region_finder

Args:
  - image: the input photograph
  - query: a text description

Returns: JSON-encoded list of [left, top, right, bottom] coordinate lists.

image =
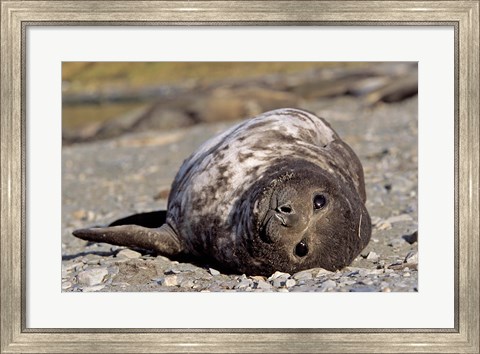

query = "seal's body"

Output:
[[74, 108, 371, 275]]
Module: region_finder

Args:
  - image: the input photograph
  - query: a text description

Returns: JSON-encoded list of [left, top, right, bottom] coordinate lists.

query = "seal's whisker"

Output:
[[358, 213, 363, 239]]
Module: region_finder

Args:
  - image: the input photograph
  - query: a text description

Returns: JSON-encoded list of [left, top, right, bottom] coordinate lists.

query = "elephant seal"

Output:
[[73, 108, 371, 275]]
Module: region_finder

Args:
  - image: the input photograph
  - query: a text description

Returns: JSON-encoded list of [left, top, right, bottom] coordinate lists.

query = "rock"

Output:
[[370, 216, 382, 226], [339, 279, 357, 286], [138, 109, 192, 132], [366, 251, 379, 261], [387, 214, 413, 223], [65, 261, 84, 272], [160, 275, 178, 287], [366, 75, 418, 104], [404, 251, 418, 264], [290, 285, 313, 292], [193, 269, 213, 280], [292, 270, 314, 281], [349, 286, 376, 292], [77, 268, 108, 286], [180, 278, 195, 288], [268, 271, 291, 281], [285, 279, 296, 288], [220, 280, 238, 289], [111, 282, 130, 288], [314, 268, 333, 277], [61, 268, 69, 279], [235, 279, 253, 289], [209, 268, 220, 276], [164, 269, 181, 275], [86, 211, 96, 221], [402, 231, 418, 244], [349, 76, 391, 96], [388, 262, 417, 271], [362, 279, 374, 285], [87, 259, 101, 265], [116, 249, 142, 259], [82, 284, 106, 292], [82, 254, 102, 265], [156, 255, 172, 262], [388, 238, 405, 248], [318, 280, 337, 291], [358, 269, 369, 277], [256, 280, 273, 290], [270, 272, 290, 287], [72, 209, 95, 222], [72, 209, 88, 220], [62, 281, 72, 290], [107, 266, 120, 276], [376, 221, 392, 230], [272, 278, 286, 288], [197, 87, 300, 123], [346, 269, 360, 277]]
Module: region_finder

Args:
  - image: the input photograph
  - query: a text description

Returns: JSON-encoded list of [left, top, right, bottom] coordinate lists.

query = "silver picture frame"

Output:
[[1, 1, 478, 353]]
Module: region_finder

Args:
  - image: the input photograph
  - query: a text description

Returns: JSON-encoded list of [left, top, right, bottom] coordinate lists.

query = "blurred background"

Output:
[[62, 62, 417, 144]]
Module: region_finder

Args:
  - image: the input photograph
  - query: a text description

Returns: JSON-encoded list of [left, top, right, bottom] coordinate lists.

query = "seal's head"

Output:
[[233, 159, 371, 275]]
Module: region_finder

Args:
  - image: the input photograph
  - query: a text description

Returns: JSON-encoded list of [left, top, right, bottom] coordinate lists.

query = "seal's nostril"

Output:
[[295, 240, 309, 257], [277, 205, 292, 214]]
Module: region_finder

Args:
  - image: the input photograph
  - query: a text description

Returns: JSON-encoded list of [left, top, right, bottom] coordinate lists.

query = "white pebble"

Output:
[[293, 270, 314, 280], [256, 280, 273, 290], [268, 271, 291, 281], [285, 279, 296, 288], [77, 268, 108, 286], [376, 221, 392, 230], [82, 284, 105, 292], [161, 275, 178, 286], [116, 249, 142, 259], [404, 251, 418, 264], [321, 280, 337, 290], [209, 268, 220, 276], [387, 214, 413, 223]]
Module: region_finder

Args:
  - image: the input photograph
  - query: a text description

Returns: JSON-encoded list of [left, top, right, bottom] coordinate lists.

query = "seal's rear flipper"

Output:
[[72, 223, 183, 257], [109, 210, 167, 228]]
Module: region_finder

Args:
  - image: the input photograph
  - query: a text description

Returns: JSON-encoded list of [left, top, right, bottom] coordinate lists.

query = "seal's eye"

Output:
[[313, 194, 327, 209], [295, 240, 309, 257]]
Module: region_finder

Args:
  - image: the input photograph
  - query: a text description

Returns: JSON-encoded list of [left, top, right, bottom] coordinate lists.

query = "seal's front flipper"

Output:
[[108, 210, 167, 228], [72, 223, 183, 257]]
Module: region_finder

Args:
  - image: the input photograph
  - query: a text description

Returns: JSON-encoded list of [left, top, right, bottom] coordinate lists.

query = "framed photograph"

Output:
[[1, 1, 478, 353]]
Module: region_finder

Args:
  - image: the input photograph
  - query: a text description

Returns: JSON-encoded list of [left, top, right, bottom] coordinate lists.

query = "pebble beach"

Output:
[[62, 63, 418, 292]]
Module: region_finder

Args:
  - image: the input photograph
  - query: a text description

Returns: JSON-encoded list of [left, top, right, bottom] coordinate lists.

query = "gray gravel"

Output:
[[62, 95, 418, 292]]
